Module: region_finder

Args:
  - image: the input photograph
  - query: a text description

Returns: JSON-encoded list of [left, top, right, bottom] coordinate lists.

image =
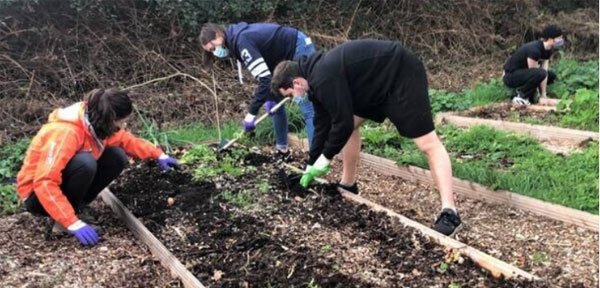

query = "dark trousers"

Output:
[[503, 68, 556, 101], [25, 147, 128, 217]]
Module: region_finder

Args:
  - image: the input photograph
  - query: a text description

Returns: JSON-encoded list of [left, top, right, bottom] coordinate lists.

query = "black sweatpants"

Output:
[[25, 147, 128, 217], [503, 68, 556, 101]]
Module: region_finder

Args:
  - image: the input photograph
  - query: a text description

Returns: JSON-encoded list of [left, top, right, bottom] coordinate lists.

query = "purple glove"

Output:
[[243, 113, 256, 132], [68, 221, 99, 246], [158, 154, 180, 171], [265, 101, 277, 115]]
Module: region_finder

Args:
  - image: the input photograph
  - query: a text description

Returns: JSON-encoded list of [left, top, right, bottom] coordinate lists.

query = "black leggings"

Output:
[[25, 147, 128, 216], [503, 68, 556, 101]]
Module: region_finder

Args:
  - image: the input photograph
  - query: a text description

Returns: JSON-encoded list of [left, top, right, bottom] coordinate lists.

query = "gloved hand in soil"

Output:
[[68, 220, 99, 246], [300, 155, 331, 188], [158, 153, 180, 171], [264, 101, 277, 115], [243, 113, 256, 132]]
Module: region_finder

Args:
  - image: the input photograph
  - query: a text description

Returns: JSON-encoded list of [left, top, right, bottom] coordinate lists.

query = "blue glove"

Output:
[[264, 101, 277, 115], [68, 220, 99, 246], [158, 153, 180, 171], [243, 113, 256, 132]]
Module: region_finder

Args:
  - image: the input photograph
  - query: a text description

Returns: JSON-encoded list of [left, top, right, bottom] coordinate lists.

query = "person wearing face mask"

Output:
[[16, 89, 179, 246], [271, 39, 462, 236], [503, 24, 564, 105], [199, 22, 316, 161]]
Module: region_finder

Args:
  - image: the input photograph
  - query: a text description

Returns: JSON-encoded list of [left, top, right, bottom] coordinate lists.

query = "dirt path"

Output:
[[0, 201, 179, 288], [326, 159, 598, 288]]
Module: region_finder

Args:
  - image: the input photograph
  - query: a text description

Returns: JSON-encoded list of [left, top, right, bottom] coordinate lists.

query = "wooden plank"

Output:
[[538, 98, 560, 106], [357, 152, 600, 232], [440, 114, 598, 142], [288, 135, 599, 232], [100, 189, 205, 288], [527, 104, 556, 112], [282, 163, 539, 281]]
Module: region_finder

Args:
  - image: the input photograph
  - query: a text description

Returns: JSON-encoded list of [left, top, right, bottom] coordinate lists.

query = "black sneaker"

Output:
[[337, 182, 359, 195], [433, 208, 463, 236], [274, 150, 292, 162]]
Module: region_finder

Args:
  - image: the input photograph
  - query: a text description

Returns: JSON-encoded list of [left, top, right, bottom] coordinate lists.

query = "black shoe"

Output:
[[275, 150, 292, 162], [337, 182, 359, 195], [434, 208, 463, 236]]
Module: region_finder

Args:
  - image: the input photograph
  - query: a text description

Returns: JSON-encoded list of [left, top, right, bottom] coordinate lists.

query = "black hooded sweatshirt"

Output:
[[299, 39, 412, 164]]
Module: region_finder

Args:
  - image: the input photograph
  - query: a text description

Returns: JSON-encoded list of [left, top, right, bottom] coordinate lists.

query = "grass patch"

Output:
[[361, 124, 599, 213], [429, 77, 512, 115]]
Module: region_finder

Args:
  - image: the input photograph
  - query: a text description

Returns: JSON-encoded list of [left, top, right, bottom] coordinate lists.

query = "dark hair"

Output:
[[199, 23, 227, 66], [86, 88, 132, 139], [271, 61, 302, 95], [542, 24, 562, 40]]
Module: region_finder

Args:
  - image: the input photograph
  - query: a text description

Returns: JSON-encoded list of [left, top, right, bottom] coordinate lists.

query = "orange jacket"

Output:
[[17, 102, 163, 228]]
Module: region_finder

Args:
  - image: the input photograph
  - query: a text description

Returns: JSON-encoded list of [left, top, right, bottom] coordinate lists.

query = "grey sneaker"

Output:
[[433, 208, 463, 236]]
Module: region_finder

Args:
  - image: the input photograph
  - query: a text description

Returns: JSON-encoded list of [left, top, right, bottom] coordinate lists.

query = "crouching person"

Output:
[[16, 89, 179, 246], [272, 39, 462, 236]]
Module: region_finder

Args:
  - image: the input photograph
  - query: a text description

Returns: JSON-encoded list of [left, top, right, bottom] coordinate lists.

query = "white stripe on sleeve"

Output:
[[247, 58, 265, 71]]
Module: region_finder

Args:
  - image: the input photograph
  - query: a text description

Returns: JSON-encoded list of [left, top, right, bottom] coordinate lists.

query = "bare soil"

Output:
[[325, 158, 599, 288], [462, 105, 562, 127], [108, 148, 547, 287], [0, 201, 179, 288]]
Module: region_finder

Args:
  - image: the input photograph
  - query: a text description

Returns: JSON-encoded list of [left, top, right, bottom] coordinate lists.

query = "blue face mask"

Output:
[[292, 84, 309, 104], [552, 38, 565, 50], [293, 94, 306, 104], [213, 46, 229, 58]]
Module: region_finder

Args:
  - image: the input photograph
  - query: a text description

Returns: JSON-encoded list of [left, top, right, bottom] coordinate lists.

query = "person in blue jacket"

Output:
[[199, 22, 316, 160]]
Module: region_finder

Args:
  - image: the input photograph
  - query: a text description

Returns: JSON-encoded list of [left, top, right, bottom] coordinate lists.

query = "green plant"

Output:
[[252, 103, 306, 144], [0, 184, 20, 215], [549, 56, 599, 98], [0, 138, 30, 181], [321, 244, 332, 252], [256, 179, 271, 193], [437, 261, 449, 273], [530, 252, 549, 265], [221, 189, 254, 209], [556, 88, 599, 131], [307, 278, 320, 288], [180, 145, 218, 164], [448, 283, 461, 288]]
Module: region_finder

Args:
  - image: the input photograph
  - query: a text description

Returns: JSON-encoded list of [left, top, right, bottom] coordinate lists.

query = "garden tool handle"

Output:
[[254, 97, 290, 126], [220, 97, 290, 151]]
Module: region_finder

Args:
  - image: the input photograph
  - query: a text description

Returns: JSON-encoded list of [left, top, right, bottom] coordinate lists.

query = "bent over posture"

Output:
[[272, 39, 462, 236]]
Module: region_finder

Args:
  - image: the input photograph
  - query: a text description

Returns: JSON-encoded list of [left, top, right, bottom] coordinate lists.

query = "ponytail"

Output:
[[86, 88, 132, 139]]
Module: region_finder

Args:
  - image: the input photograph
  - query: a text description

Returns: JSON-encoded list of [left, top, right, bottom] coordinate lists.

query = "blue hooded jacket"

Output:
[[225, 22, 298, 115]]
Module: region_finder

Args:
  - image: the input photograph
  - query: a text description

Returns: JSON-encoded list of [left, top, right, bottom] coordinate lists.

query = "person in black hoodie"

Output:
[[503, 24, 564, 105], [199, 22, 317, 161], [271, 39, 461, 236]]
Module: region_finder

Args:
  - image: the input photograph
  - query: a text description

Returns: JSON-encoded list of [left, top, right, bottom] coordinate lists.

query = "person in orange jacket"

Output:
[[17, 88, 179, 246]]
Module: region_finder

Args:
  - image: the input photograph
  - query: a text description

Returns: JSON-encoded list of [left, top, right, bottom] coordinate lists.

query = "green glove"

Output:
[[299, 155, 331, 188]]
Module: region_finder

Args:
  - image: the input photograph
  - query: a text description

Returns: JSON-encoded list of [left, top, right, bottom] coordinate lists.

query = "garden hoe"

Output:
[[218, 97, 290, 151]]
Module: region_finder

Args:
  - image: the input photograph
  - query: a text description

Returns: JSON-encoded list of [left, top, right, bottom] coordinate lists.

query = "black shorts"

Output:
[[356, 52, 434, 138]]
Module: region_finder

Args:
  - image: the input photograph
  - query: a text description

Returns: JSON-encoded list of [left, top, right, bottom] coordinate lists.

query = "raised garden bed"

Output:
[[109, 146, 545, 287], [288, 136, 599, 287]]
